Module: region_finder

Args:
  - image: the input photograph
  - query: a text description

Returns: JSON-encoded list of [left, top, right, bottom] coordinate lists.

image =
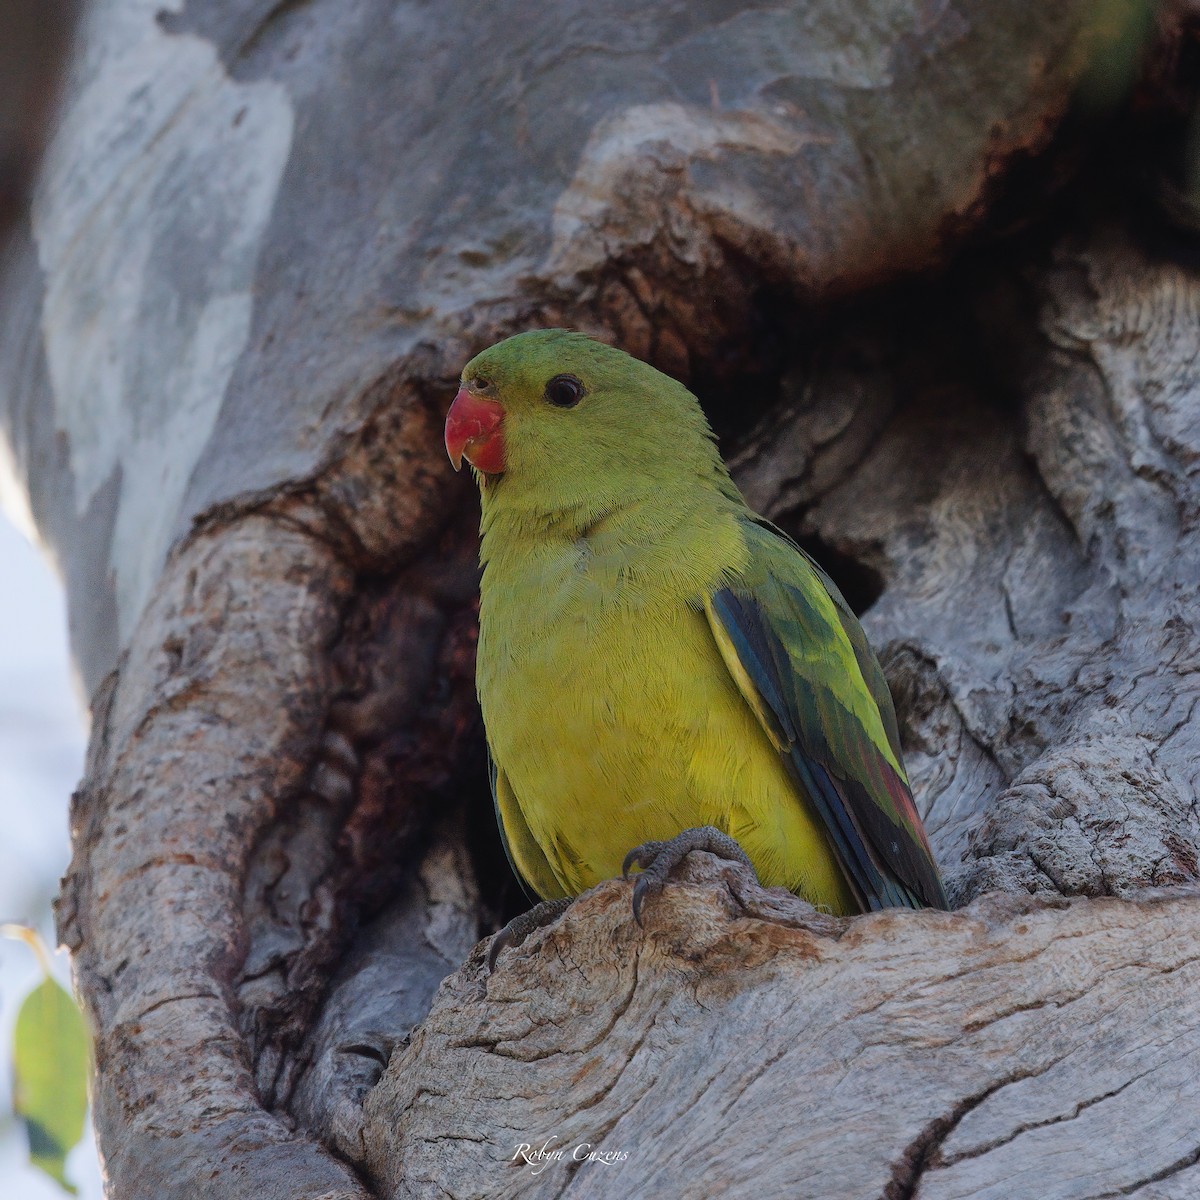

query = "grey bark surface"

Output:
[[734, 227, 1200, 904], [364, 858, 1200, 1200], [0, 1, 1195, 1197]]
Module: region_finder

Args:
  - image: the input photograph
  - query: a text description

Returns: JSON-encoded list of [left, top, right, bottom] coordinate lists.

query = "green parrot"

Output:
[[444, 329, 946, 950]]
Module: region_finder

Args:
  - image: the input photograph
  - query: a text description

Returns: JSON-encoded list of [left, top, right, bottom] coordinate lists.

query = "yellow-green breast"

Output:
[[477, 503, 856, 912]]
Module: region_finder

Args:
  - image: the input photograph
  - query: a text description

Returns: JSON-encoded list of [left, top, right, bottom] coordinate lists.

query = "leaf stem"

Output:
[[0, 923, 54, 976]]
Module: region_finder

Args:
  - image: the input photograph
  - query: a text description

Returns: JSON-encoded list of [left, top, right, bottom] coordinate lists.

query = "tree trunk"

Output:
[[1, 2, 1197, 1197]]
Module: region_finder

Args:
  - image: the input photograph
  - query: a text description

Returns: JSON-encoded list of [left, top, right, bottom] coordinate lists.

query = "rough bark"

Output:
[[0, 1, 1195, 1197], [734, 225, 1200, 905], [363, 220, 1200, 1199], [364, 857, 1200, 1200]]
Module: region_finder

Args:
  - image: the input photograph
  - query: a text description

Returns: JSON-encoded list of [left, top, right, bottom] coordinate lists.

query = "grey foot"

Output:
[[487, 897, 573, 972], [621, 825, 756, 924]]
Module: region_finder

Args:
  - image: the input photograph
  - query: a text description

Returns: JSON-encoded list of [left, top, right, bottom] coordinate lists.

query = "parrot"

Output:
[[443, 329, 947, 959]]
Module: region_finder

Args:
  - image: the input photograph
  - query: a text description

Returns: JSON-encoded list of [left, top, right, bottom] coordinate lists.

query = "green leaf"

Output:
[[11, 976, 90, 1193]]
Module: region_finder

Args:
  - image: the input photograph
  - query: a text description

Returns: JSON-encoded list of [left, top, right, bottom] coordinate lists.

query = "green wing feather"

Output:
[[706, 517, 947, 911], [488, 748, 568, 902]]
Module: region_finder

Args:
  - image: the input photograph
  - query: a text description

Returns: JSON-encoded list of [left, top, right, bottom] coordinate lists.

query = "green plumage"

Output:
[[457, 329, 946, 915]]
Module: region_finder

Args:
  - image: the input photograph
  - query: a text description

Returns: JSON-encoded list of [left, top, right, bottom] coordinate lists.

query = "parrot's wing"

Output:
[[703, 517, 947, 911], [488, 748, 569, 903]]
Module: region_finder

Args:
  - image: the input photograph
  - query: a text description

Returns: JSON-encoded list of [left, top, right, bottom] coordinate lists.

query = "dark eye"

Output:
[[469, 376, 491, 392], [545, 374, 584, 408]]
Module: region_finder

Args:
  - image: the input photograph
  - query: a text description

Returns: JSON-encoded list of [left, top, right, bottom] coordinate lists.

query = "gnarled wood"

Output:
[[0, 1, 1193, 1196], [363, 856, 1200, 1200], [733, 228, 1200, 906]]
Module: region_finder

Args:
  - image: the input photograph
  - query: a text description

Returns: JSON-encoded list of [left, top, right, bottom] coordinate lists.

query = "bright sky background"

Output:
[[0, 510, 104, 1198]]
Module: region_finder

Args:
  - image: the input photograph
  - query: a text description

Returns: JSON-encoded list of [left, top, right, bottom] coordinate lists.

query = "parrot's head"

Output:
[[445, 329, 729, 518]]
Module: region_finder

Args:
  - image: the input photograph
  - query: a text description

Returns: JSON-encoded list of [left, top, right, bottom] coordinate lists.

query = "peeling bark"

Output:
[[57, 518, 368, 1198]]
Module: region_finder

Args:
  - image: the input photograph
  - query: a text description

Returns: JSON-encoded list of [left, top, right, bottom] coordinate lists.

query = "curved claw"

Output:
[[621, 826, 758, 926], [486, 897, 573, 974], [622, 840, 663, 879], [631, 872, 659, 926], [486, 924, 518, 974]]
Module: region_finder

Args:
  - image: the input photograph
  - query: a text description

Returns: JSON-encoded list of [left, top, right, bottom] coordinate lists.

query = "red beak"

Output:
[[445, 388, 506, 474]]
